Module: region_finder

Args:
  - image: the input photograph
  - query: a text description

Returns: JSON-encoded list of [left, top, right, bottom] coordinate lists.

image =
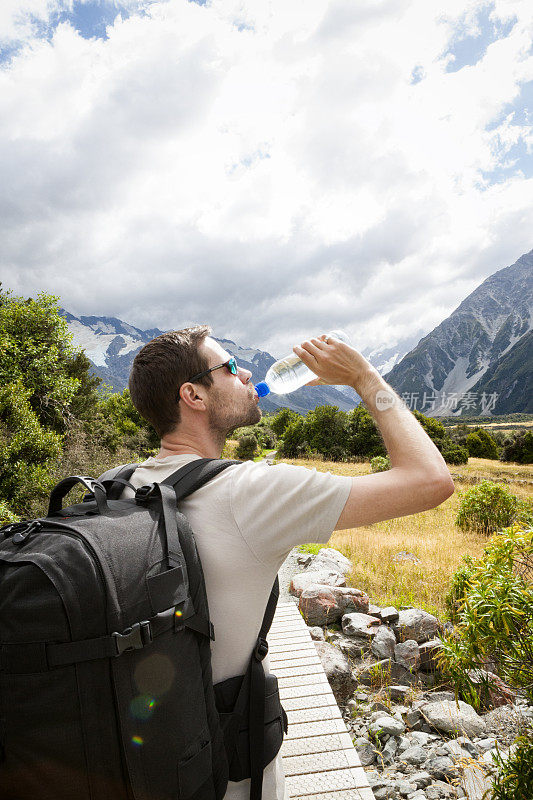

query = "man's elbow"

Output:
[[431, 472, 455, 505]]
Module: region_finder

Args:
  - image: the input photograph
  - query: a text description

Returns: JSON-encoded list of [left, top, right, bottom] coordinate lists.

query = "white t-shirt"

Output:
[[121, 455, 352, 800]]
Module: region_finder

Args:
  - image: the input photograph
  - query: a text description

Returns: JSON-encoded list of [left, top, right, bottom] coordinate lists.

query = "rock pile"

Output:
[[286, 547, 532, 800]]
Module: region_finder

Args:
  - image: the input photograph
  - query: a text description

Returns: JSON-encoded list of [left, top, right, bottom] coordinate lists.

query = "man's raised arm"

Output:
[[293, 336, 455, 531]]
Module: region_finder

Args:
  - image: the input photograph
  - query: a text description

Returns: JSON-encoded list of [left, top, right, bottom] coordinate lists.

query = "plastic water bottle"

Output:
[[254, 330, 351, 397]]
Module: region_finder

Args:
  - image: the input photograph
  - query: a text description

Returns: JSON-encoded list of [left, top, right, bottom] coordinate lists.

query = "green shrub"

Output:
[[0, 501, 19, 526], [270, 408, 300, 438], [455, 480, 532, 535], [491, 734, 533, 800], [440, 524, 533, 710], [466, 429, 499, 459], [346, 405, 386, 460], [370, 455, 391, 472], [500, 430, 533, 464], [276, 418, 310, 458], [236, 434, 259, 460], [441, 441, 469, 464]]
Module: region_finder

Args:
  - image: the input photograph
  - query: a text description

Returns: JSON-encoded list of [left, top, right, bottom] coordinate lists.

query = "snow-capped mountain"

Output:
[[381, 249, 533, 416]]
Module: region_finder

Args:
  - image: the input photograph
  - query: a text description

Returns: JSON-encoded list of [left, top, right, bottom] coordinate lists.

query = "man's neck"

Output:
[[157, 433, 224, 460]]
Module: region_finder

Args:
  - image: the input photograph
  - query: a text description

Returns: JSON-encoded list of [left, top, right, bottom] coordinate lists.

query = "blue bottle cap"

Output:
[[254, 381, 270, 398]]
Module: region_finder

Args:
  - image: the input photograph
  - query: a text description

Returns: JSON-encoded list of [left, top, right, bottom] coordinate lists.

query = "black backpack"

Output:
[[0, 457, 288, 800]]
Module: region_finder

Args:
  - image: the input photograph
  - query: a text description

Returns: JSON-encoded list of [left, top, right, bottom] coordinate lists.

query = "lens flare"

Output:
[[130, 694, 157, 721], [131, 736, 143, 747]]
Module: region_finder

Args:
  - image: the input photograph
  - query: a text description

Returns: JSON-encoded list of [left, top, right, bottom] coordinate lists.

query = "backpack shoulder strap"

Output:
[[161, 458, 243, 501], [97, 463, 139, 500]]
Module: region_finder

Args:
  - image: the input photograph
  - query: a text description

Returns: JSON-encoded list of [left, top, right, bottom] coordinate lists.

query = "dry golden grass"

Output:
[[276, 455, 533, 618]]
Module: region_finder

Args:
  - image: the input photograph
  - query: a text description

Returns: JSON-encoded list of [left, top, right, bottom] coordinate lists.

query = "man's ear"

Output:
[[179, 382, 207, 411]]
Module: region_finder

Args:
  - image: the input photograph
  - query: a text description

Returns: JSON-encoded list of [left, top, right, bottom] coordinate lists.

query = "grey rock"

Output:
[[299, 584, 341, 626], [401, 745, 427, 766], [356, 659, 392, 686], [380, 606, 400, 623], [405, 708, 422, 728], [342, 612, 382, 638], [393, 608, 439, 644], [419, 638, 444, 672], [330, 585, 370, 614], [397, 780, 417, 797], [389, 685, 409, 702], [421, 700, 487, 738], [425, 755, 456, 779], [410, 731, 432, 746], [368, 603, 382, 617], [296, 553, 313, 567], [312, 547, 353, 575], [290, 569, 346, 597], [354, 736, 378, 766], [371, 625, 397, 660], [368, 714, 406, 737], [395, 640, 421, 671], [307, 626, 325, 641], [410, 771, 432, 788], [476, 737, 497, 753], [382, 736, 399, 764], [313, 640, 357, 703], [424, 691, 456, 703], [455, 736, 479, 757]]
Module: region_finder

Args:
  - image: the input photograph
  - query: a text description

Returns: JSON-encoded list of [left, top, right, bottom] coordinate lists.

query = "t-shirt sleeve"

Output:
[[229, 461, 353, 566]]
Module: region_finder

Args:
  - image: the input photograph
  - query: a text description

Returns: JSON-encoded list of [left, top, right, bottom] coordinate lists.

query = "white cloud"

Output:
[[0, 0, 531, 359]]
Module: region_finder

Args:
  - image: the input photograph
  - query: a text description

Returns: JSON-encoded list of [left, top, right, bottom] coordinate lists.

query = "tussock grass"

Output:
[[276, 456, 532, 618]]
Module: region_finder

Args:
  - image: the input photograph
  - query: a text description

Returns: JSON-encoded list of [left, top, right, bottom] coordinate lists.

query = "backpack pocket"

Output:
[[177, 736, 213, 799]]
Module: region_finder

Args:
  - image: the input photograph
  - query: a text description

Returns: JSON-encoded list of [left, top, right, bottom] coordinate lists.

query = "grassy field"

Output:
[[275, 455, 533, 619]]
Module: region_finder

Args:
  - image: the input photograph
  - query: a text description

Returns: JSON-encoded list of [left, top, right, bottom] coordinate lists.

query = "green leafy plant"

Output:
[[455, 480, 533, 535], [440, 524, 533, 710], [370, 455, 390, 473], [236, 433, 259, 460], [491, 734, 533, 800], [0, 501, 19, 526]]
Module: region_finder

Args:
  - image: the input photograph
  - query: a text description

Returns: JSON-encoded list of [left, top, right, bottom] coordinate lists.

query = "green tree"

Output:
[[500, 431, 533, 465], [304, 405, 349, 461], [465, 428, 499, 459], [270, 408, 300, 438], [346, 405, 386, 459], [0, 289, 83, 432]]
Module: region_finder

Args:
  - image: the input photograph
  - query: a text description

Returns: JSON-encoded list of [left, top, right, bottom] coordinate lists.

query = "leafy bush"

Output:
[[465, 428, 499, 459], [236, 434, 259, 460], [277, 418, 310, 458], [303, 405, 349, 461], [440, 525, 533, 710], [440, 441, 469, 464], [500, 430, 533, 464], [346, 405, 386, 460], [0, 501, 19, 526], [491, 734, 533, 800], [269, 408, 300, 438], [370, 455, 391, 472], [455, 480, 533, 535]]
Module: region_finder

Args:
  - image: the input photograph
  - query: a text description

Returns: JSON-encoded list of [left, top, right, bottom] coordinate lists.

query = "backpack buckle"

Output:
[[135, 484, 158, 504], [253, 637, 269, 661], [112, 621, 153, 655]]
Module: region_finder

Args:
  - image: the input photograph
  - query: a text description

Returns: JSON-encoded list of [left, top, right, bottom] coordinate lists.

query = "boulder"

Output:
[[313, 640, 357, 703], [342, 612, 381, 638], [330, 586, 369, 614], [393, 608, 439, 644], [379, 606, 400, 623], [354, 737, 378, 767], [394, 640, 421, 671], [401, 745, 426, 766], [299, 584, 341, 626], [371, 625, 397, 660], [312, 547, 353, 575], [289, 569, 346, 597], [418, 638, 444, 672], [421, 700, 487, 738], [368, 714, 405, 738]]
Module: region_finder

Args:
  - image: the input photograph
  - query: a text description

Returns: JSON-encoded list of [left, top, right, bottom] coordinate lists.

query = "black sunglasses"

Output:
[[177, 357, 238, 401]]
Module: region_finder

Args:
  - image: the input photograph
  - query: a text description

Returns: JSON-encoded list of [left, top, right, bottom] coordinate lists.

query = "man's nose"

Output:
[[238, 367, 252, 384]]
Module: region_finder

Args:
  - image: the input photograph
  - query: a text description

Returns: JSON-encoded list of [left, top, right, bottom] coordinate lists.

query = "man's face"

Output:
[[199, 337, 262, 435]]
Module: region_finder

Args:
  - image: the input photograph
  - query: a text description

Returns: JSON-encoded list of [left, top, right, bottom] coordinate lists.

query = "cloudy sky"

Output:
[[1, 0, 532, 358]]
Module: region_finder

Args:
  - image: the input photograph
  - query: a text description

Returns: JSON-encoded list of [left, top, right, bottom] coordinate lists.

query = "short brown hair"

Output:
[[128, 325, 213, 437]]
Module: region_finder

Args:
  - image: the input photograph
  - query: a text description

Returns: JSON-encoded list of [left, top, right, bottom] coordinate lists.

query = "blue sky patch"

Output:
[[442, 4, 517, 73]]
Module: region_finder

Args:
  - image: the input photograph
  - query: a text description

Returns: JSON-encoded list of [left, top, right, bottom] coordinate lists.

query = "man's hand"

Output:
[[293, 333, 378, 393]]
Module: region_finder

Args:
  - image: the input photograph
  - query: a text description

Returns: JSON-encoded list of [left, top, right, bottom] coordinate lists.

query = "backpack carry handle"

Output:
[[48, 476, 109, 517]]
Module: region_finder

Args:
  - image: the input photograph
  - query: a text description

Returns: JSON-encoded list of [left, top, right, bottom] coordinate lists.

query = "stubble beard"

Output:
[[207, 388, 262, 444]]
